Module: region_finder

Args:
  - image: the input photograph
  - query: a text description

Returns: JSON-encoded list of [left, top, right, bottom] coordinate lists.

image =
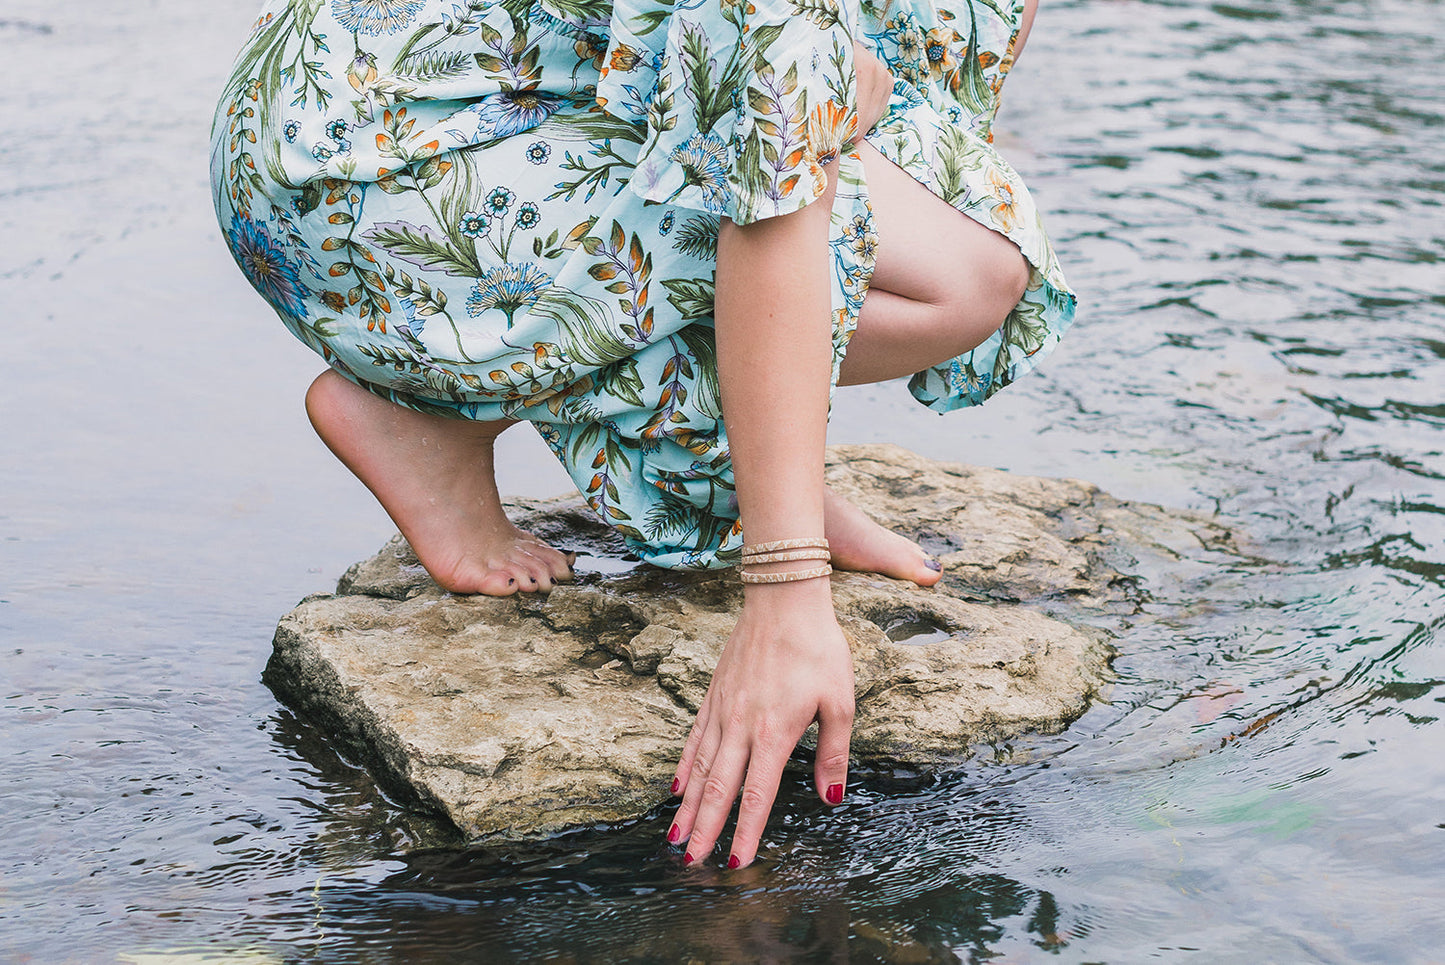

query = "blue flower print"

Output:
[[226, 215, 310, 321], [330, 0, 425, 36], [668, 132, 731, 213], [525, 140, 551, 165], [326, 118, 349, 142], [515, 202, 541, 229], [485, 186, 516, 215], [473, 90, 563, 140], [658, 210, 675, 235], [311, 142, 335, 161], [466, 262, 553, 326], [283, 120, 300, 143], [459, 211, 490, 237]]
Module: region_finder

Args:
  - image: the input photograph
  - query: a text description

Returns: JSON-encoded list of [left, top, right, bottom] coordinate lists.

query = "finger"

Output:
[[727, 745, 790, 869], [680, 738, 750, 865], [669, 709, 721, 846], [672, 693, 713, 795], [814, 697, 854, 807]]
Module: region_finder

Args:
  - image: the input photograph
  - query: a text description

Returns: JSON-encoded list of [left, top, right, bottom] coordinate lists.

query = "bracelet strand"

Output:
[[739, 547, 833, 565], [741, 537, 830, 560], [739, 563, 834, 585]]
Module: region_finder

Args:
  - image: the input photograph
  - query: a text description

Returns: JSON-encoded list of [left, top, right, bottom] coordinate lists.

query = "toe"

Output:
[[515, 555, 554, 593], [521, 540, 575, 585], [473, 569, 521, 596]]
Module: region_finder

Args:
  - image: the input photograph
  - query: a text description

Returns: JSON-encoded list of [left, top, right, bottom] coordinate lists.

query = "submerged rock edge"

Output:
[[263, 445, 1228, 843]]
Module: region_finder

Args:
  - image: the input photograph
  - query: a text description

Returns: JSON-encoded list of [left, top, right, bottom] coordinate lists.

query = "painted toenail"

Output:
[[925, 558, 943, 572]]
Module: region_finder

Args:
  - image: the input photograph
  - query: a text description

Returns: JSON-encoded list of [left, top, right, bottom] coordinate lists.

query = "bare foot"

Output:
[[824, 487, 944, 587], [304, 370, 574, 595]]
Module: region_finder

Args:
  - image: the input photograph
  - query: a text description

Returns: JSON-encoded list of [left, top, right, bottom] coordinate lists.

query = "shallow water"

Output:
[[3, 0, 1444, 961]]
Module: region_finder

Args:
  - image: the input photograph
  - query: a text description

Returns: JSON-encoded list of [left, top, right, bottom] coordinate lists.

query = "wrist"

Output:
[[741, 576, 836, 612]]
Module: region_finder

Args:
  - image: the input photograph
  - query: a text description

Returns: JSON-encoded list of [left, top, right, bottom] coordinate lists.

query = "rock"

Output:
[[265, 444, 1228, 842]]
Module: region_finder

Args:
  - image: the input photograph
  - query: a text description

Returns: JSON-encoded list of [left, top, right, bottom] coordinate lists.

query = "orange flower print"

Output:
[[988, 167, 1020, 232], [924, 28, 957, 83], [609, 43, 644, 72], [807, 98, 856, 166]]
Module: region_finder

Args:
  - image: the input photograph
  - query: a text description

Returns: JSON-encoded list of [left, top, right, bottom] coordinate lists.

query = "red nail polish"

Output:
[[827, 783, 845, 805], [727, 855, 741, 870], [667, 823, 681, 844], [671, 778, 680, 795], [683, 852, 695, 865]]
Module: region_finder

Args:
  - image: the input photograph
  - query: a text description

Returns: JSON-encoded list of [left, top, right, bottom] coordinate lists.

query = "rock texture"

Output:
[[266, 444, 1227, 842]]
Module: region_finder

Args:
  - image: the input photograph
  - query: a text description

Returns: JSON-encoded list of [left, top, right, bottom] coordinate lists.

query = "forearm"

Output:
[[714, 162, 840, 547]]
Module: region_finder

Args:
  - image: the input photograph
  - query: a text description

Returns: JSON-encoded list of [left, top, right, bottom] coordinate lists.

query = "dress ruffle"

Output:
[[596, 0, 862, 224]]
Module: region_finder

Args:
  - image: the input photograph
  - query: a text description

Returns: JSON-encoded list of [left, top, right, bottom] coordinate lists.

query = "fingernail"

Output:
[[671, 778, 680, 795], [827, 783, 845, 805], [683, 851, 695, 865], [925, 558, 943, 572], [668, 823, 681, 844], [727, 855, 741, 870]]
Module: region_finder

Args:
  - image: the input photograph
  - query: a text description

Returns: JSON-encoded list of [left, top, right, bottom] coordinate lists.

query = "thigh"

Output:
[[858, 140, 1028, 318]]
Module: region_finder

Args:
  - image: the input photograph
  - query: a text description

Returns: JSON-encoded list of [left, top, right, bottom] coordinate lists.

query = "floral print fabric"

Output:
[[211, 0, 1076, 568]]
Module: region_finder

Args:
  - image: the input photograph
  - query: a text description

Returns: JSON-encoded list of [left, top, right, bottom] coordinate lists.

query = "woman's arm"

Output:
[[665, 41, 898, 870], [665, 161, 855, 869]]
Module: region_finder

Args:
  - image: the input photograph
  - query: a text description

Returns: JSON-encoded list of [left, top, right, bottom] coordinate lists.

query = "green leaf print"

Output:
[[644, 492, 703, 541], [364, 223, 481, 277], [676, 324, 721, 421], [392, 50, 473, 82], [662, 277, 715, 322], [787, 0, 842, 29], [529, 287, 634, 367], [670, 214, 720, 260]]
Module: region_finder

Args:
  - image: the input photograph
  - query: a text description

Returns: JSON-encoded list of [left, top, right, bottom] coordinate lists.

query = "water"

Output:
[[3, 0, 1443, 960]]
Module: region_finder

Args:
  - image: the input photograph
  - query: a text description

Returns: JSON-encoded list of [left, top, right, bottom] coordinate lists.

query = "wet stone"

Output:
[[265, 444, 1225, 842]]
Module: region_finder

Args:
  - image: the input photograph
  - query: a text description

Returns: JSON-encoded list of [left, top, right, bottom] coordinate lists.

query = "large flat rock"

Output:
[[266, 445, 1221, 842]]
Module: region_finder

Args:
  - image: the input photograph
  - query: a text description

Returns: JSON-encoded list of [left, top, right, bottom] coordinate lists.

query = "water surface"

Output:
[[3, 0, 1443, 960]]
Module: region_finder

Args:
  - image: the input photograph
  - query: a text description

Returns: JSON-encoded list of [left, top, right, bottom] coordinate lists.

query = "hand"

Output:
[[667, 580, 856, 868], [853, 41, 895, 137]]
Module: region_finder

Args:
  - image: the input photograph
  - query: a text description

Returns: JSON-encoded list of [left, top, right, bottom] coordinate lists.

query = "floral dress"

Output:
[[211, 0, 1076, 568]]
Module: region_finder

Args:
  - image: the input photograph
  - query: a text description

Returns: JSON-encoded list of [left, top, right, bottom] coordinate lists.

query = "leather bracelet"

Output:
[[741, 537, 830, 560], [739, 563, 833, 584], [739, 548, 832, 565]]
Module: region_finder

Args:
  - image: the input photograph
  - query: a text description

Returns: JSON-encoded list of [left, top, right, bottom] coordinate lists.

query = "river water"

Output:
[[2, 0, 1442, 961]]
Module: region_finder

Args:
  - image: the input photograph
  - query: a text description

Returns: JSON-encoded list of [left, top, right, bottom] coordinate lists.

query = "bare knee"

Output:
[[993, 244, 1032, 314], [941, 241, 1031, 338]]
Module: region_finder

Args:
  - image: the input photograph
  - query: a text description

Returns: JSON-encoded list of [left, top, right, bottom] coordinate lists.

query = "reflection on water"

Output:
[[3, 0, 1444, 960]]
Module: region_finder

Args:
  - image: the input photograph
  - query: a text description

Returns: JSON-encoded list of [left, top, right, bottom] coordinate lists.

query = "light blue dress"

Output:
[[211, 0, 1076, 567]]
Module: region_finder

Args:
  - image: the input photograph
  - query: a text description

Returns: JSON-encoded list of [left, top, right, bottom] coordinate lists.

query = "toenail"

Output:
[[925, 558, 943, 572], [507, 578, 516, 586]]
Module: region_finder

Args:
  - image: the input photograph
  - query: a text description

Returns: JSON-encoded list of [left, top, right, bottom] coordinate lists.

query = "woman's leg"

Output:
[[821, 141, 1033, 580], [305, 370, 574, 595], [839, 140, 1030, 386]]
